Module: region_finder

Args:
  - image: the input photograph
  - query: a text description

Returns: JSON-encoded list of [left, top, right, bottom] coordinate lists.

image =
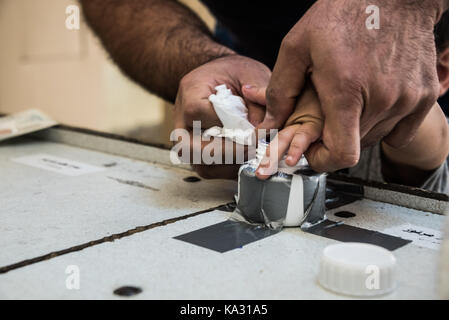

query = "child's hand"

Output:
[[254, 83, 324, 179]]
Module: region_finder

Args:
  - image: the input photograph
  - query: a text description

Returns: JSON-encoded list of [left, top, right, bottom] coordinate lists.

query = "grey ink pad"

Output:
[[173, 220, 279, 253], [305, 220, 411, 251]]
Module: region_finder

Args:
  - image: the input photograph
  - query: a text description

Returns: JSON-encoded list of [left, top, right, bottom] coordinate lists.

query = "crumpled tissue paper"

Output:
[[204, 84, 255, 145]]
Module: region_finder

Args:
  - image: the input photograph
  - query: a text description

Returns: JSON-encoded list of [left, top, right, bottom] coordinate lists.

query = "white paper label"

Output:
[[12, 154, 105, 176], [383, 223, 443, 250]]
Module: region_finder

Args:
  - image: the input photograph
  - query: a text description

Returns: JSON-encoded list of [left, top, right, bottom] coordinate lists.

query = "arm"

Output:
[[253, 85, 449, 189], [381, 104, 449, 187], [259, 0, 449, 173], [82, 0, 272, 180], [254, 83, 324, 179], [80, 0, 234, 103]]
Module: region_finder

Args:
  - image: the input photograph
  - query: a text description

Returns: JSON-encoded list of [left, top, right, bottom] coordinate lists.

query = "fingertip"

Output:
[[256, 157, 277, 179], [243, 84, 267, 106], [304, 143, 335, 173], [242, 84, 256, 98], [285, 155, 298, 166], [257, 168, 276, 180], [255, 169, 267, 180]]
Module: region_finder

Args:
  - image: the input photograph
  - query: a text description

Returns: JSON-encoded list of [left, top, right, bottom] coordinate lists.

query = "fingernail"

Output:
[[286, 156, 293, 163], [244, 85, 254, 90], [257, 168, 265, 175]]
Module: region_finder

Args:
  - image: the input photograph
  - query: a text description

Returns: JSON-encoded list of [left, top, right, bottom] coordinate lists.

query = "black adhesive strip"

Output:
[[173, 220, 279, 253], [305, 220, 411, 251]]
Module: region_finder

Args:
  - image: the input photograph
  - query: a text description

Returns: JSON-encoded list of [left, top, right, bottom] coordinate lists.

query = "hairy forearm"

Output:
[[80, 0, 234, 103]]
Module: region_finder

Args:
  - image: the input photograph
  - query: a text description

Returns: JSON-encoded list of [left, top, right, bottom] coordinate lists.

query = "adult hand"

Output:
[[173, 54, 271, 179], [259, 0, 447, 173]]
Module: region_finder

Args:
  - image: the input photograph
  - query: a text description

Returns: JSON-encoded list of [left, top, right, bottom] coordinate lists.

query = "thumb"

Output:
[[258, 31, 310, 131], [242, 85, 267, 106]]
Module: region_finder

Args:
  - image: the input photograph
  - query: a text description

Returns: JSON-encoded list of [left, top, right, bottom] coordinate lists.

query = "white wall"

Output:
[[0, 0, 215, 146]]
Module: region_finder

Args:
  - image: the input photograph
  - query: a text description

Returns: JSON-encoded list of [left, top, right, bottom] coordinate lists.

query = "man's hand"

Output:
[[253, 83, 324, 180], [81, 0, 235, 103], [260, 0, 447, 173], [173, 55, 271, 179]]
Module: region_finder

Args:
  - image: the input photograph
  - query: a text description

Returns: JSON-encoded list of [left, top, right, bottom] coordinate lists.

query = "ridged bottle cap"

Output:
[[318, 243, 397, 297]]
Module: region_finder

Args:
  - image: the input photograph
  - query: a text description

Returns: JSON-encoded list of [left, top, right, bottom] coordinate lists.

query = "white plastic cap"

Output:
[[318, 243, 397, 297]]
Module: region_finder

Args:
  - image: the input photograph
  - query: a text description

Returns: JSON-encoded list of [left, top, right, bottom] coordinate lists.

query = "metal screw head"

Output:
[[334, 211, 356, 218], [183, 176, 201, 183], [113, 286, 142, 297]]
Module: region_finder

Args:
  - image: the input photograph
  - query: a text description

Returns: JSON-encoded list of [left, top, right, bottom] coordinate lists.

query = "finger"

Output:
[[246, 102, 265, 127], [358, 87, 408, 147], [360, 116, 401, 148], [357, 77, 401, 140], [183, 97, 223, 129], [285, 122, 322, 166], [241, 85, 267, 126], [173, 127, 253, 166], [304, 141, 328, 173], [383, 92, 437, 148], [176, 81, 223, 129], [383, 112, 427, 149], [259, 32, 311, 130], [358, 80, 431, 146], [308, 93, 362, 172], [256, 127, 296, 180], [242, 85, 267, 106]]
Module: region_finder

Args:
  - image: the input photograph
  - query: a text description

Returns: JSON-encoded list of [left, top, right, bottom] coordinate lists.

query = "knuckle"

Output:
[[407, 77, 439, 110], [395, 88, 422, 115], [334, 78, 364, 108], [178, 74, 191, 91], [293, 130, 313, 142], [183, 101, 202, 122], [403, 89, 420, 106], [423, 84, 440, 107], [330, 148, 360, 168], [266, 85, 284, 104], [289, 140, 303, 151], [280, 33, 298, 53], [277, 130, 292, 142], [375, 88, 398, 113]]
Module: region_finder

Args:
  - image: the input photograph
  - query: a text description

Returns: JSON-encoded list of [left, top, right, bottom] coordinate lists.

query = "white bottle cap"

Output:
[[318, 243, 397, 297]]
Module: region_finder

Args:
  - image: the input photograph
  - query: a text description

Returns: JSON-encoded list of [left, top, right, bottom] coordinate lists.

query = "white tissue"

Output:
[[205, 84, 255, 145]]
